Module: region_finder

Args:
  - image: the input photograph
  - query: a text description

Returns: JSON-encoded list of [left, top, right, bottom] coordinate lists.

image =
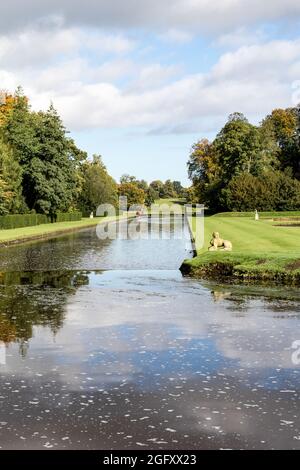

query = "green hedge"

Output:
[[0, 211, 82, 230], [0, 214, 48, 230], [54, 211, 82, 222]]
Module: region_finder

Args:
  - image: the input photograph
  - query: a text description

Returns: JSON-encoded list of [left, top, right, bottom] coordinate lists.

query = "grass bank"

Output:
[[181, 212, 300, 285], [0, 214, 131, 247]]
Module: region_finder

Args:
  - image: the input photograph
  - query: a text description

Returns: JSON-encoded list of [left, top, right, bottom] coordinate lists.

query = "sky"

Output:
[[1, 1, 300, 185]]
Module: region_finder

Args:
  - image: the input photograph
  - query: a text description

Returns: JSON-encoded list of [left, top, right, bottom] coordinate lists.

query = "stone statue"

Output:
[[208, 232, 232, 251], [255, 209, 259, 221]]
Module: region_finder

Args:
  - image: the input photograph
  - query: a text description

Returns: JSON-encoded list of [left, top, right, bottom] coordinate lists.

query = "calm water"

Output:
[[0, 218, 299, 450]]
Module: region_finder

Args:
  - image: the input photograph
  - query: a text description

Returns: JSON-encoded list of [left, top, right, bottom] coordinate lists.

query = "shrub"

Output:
[[0, 211, 82, 229], [54, 211, 82, 223], [0, 213, 48, 230], [224, 171, 300, 212]]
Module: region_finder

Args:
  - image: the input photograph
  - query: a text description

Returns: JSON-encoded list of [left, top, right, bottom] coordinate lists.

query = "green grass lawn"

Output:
[[194, 215, 300, 253], [0, 215, 128, 244], [183, 213, 300, 284], [212, 211, 300, 218], [154, 198, 186, 206]]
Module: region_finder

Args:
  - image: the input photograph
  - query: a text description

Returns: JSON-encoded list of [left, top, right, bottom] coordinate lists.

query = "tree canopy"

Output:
[[187, 107, 300, 212], [0, 88, 120, 218]]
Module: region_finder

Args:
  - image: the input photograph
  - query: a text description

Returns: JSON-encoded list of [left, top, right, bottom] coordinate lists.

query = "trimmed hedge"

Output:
[[55, 211, 82, 222], [0, 214, 48, 230], [0, 211, 82, 230]]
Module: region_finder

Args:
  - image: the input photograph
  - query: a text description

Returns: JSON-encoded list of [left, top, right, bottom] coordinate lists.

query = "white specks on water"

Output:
[[0, 260, 299, 449]]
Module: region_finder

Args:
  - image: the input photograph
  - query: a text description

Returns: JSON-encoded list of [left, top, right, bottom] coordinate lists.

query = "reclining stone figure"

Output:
[[208, 232, 232, 252]]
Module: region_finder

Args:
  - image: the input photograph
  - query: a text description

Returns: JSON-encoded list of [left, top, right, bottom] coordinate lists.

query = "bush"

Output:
[[224, 171, 300, 212], [0, 213, 48, 230], [0, 211, 82, 230], [54, 211, 82, 223], [224, 173, 268, 211]]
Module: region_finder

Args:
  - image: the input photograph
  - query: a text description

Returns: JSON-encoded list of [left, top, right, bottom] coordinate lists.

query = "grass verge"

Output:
[[181, 212, 300, 285], [0, 215, 130, 246]]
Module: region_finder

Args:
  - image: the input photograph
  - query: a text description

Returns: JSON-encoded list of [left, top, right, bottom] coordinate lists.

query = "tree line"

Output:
[[187, 109, 300, 212], [0, 88, 185, 218], [0, 88, 120, 218], [118, 175, 185, 208]]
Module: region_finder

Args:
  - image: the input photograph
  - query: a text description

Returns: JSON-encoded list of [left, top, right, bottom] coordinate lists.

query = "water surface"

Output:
[[0, 218, 299, 449]]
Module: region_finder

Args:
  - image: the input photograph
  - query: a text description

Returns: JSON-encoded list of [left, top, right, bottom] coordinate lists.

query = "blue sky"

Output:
[[1, 1, 300, 185]]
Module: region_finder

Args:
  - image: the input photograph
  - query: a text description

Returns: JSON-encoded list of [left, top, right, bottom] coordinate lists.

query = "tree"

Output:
[[214, 113, 267, 182], [0, 137, 24, 214], [120, 174, 137, 184], [145, 186, 157, 207], [222, 170, 300, 212], [262, 108, 300, 178], [188, 139, 220, 184], [1, 87, 121, 219], [187, 138, 224, 210], [118, 182, 145, 208], [224, 173, 269, 211], [163, 180, 176, 198], [21, 105, 77, 218], [187, 109, 300, 212], [185, 186, 198, 204], [79, 155, 118, 214], [0, 91, 15, 125], [149, 180, 165, 198], [173, 181, 184, 197], [67, 138, 88, 209], [2, 87, 38, 166], [135, 179, 148, 192]]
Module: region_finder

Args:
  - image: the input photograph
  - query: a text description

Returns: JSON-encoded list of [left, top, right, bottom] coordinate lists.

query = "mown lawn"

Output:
[[0, 215, 127, 244], [194, 215, 300, 254], [184, 213, 300, 283]]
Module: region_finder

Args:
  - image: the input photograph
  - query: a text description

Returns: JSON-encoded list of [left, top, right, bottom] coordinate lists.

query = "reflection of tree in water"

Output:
[[0, 230, 113, 271], [211, 289, 249, 313], [0, 270, 90, 356]]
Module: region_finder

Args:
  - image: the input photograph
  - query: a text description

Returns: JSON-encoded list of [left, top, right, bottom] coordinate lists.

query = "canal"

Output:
[[0, 217, 299, 449]]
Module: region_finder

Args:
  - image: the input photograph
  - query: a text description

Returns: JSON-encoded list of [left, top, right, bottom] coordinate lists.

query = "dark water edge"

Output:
[[0, 220, 299, 450], [180, 259, 300, 286]]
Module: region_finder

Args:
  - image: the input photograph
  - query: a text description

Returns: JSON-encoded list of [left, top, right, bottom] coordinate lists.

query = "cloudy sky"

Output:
[[1, 1, 300, 184]]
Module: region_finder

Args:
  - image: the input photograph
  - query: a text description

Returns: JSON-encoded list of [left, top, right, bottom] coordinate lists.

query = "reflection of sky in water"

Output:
[[0, 220, 299, 450], [0, 269, 299, 449], [0, 219, 193, 272]]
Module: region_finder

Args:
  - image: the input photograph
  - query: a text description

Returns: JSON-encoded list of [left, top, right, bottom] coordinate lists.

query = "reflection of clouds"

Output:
[[1, 272, 300, 389], [1, 273, 300, 449], [60, 274, 300, 378]]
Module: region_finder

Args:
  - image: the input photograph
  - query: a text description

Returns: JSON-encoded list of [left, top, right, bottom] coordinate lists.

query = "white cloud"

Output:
[[160, 29, 193, 44], [212, 40, 300, 81], [93, 59, 136, 82], [1, 12, 300, 135], [15, 38, 298, 133], [0, 28, 78, 68], [127, 63, 182, 92], [82, 32, 136, 55], [216, 27, 267, 48], [0, 27, 135, 71], [1, 0, 300, 36]]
